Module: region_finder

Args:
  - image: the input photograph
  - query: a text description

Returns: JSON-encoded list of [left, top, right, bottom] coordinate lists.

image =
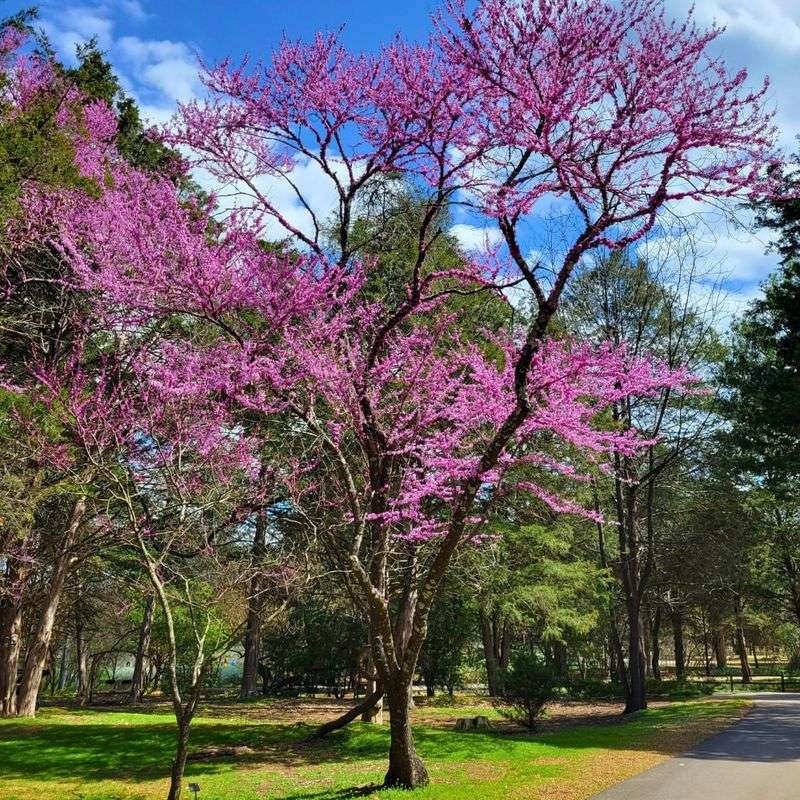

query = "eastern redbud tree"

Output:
[[32, 0, 783, 790]]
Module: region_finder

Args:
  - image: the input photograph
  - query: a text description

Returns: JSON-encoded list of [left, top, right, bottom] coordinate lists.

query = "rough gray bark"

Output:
[[384, 683, 429, 788]]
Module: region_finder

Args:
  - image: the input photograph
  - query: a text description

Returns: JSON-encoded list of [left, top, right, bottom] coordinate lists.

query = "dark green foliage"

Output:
[[723, 154, 800, 481], [259, 599, 366, 697], [65, 41, 182, 177], [418, 587, 475, 697], [495, 653, 558, 730]]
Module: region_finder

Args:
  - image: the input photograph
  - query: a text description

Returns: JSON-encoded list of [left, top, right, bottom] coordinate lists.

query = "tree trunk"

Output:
[[128, 594, 154, 703], [624, 601, 647, 713], [56, 638, 69, 691], [239, 511, 267, 700], [384, 682, 428, 789], [734, 596, 752, 684], [75, 603, 89, 706], [712, 626, 727, 669], [552, 640, 569, 678], [479, 612, 502, 696], [650, 606, 662, 680], [642, 611, 652, 678], [16, 496, 85, 717], [672, 610, 685, 679], [361, 674, 384, 723], [0, 597, 23, 716], [167, 714, 191, 800]]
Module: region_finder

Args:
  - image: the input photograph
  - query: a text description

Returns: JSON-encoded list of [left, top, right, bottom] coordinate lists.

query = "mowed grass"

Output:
[[0, 699, 749, 800]]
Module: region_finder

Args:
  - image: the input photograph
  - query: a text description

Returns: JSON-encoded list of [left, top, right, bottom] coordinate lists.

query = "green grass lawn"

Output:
[[0, 699, 748, 800]]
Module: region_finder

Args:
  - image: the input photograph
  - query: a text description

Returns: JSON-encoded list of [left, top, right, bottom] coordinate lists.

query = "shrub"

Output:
[[787, 652, 800, 674], [494, 654, 558, 731]]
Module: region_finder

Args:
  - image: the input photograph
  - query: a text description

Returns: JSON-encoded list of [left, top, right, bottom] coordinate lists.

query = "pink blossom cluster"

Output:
[[3, 0, 785, 547]]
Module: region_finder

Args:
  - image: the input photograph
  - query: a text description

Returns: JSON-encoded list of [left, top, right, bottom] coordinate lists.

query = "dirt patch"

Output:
[[188, 745, 255, 761]]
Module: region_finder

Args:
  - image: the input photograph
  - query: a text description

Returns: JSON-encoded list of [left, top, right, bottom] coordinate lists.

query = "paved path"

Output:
[[593, 694, 800, 800]]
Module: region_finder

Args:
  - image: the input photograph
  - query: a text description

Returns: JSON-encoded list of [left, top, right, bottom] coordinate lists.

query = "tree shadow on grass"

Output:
[[0, 700, 755, 794], [281, 784, 385, 800]]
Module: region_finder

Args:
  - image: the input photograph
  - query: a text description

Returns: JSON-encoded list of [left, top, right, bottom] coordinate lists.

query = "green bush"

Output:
[[562, 677, 622, 701], [495, 654, 558, 730], [645, 678, 715, 699]]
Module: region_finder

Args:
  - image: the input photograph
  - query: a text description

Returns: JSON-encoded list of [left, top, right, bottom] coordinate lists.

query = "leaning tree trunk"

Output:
[[16, 497, 85, 717], [128, 594, 154, 703], [384, 681, 429, 789]]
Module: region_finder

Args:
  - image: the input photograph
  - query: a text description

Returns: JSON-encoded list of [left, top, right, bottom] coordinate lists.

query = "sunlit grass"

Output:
[[0, 699, 748, 800]]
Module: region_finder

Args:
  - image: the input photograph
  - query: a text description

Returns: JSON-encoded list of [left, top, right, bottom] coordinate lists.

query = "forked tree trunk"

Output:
[[16, 496, 85, 717], [128, 594, 154, 703], [384, 682, 428, 789]]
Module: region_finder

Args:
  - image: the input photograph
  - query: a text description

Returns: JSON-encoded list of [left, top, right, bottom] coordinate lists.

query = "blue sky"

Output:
[[12, 0, 800, 322]]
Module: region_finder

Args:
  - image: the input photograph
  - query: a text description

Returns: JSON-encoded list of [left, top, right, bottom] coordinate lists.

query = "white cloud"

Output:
[[39, 3, 201, 124], [115, 36, 201, 105], [119, 0, 147, 22], [681, 0, 800, 54], [449, 224, 502, 252], [41, 5, 114, 60]]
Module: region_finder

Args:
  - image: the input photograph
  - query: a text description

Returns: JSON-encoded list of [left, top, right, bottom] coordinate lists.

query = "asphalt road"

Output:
[[592, 694, 800, 800]]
